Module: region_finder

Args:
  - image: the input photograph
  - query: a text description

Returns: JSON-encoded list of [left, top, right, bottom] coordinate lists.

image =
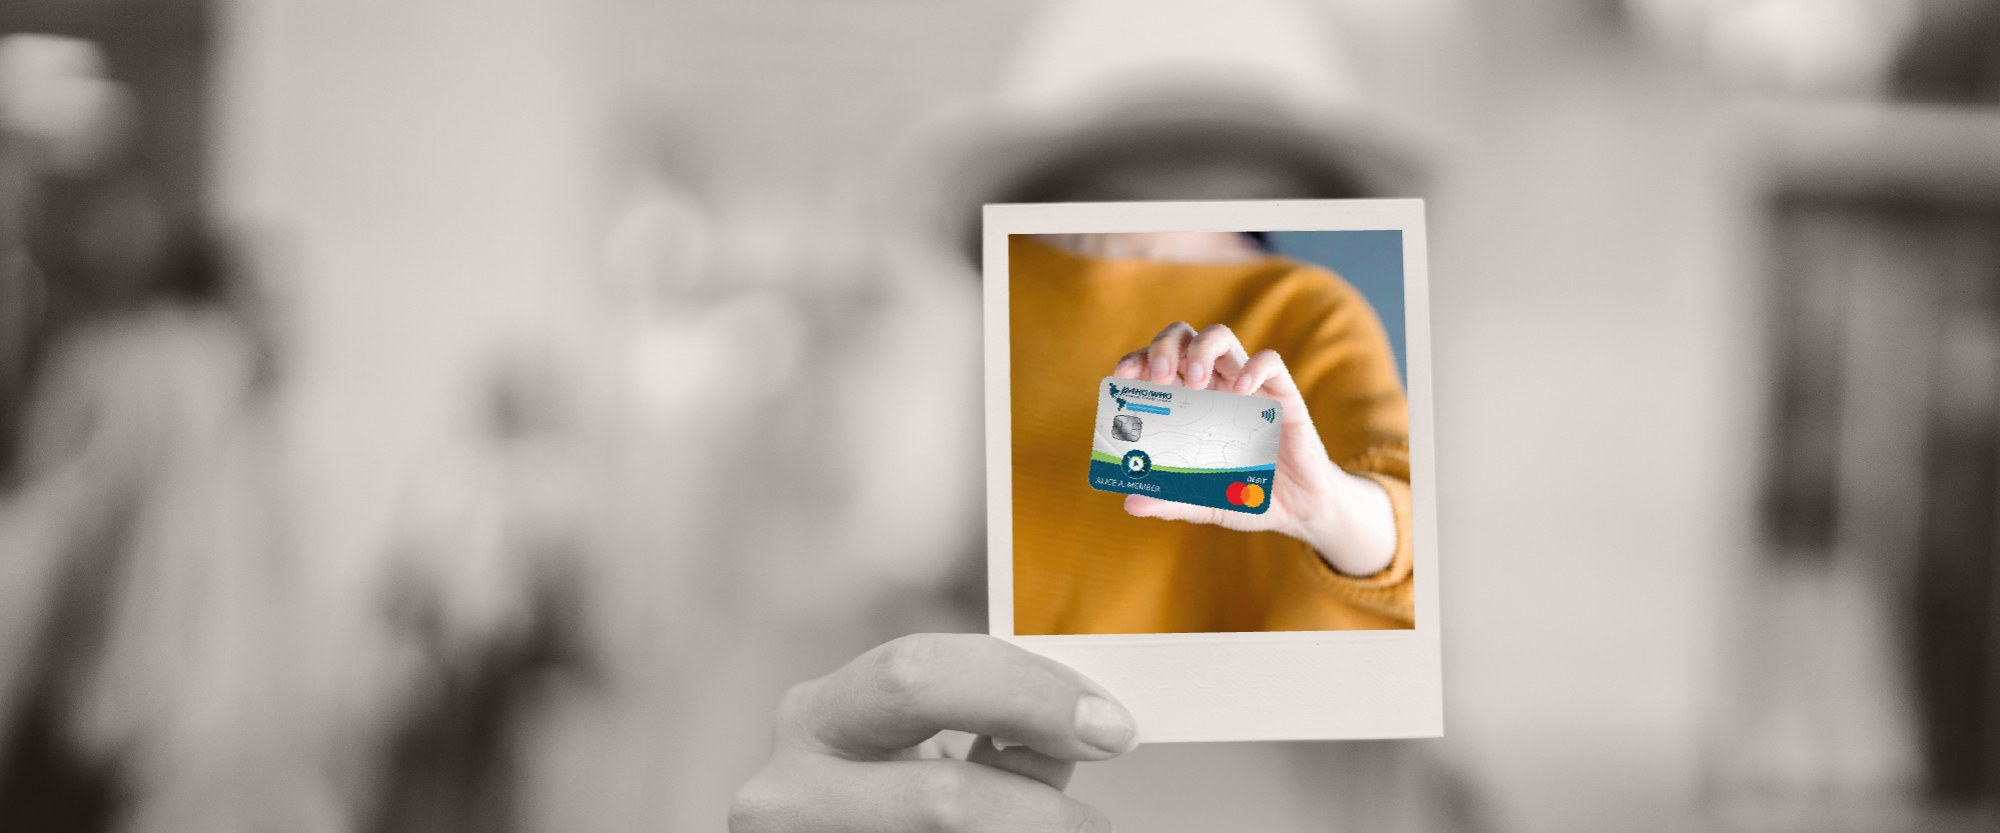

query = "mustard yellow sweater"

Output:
[[1010, 236, 1414, 635]]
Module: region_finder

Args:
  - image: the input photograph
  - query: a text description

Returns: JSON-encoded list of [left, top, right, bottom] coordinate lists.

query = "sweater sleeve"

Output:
[[1268, 266, 1416, 625]]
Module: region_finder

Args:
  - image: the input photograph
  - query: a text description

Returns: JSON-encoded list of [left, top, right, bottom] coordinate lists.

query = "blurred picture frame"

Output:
[[983, 199, 1441, 742]]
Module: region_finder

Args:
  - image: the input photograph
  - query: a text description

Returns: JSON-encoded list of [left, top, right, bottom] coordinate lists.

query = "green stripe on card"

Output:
[[1090, 449, 1275, 475]]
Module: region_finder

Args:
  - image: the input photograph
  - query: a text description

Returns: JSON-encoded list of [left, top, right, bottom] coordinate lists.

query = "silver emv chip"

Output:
[[1112, 414, 1143, 441]]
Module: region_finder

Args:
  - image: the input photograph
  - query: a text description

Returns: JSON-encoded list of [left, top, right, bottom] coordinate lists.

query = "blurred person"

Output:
[[0, 33, 139, 480], [848, 2, 1481, 831], [1013, 231, 1411, 635], [0, 228, 338, 832], [363, 344, 597, 833]]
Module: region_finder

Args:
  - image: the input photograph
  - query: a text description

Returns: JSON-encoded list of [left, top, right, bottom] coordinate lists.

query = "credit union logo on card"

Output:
[[1087, 376, 1279, 514], [1106, 381, 1173, 415]]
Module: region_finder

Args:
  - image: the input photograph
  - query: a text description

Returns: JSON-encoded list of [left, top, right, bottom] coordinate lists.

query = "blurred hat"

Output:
[[992, 0, 1369, 120], [881, 0, 1430, 268]]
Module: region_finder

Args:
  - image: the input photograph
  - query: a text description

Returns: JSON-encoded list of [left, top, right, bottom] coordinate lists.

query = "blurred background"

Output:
[[3, 0, 1999, 831]]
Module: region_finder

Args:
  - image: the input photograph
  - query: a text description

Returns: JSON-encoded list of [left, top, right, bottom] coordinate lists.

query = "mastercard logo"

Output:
[[1225, 481, 1266, 508]]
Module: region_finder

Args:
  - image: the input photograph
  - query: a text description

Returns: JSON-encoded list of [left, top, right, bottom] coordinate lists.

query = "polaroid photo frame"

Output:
[[983, 199, 1441, 742]]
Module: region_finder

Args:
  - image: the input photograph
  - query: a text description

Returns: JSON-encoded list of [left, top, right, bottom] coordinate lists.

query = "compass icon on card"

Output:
[[1122, 449, 1152, 478]]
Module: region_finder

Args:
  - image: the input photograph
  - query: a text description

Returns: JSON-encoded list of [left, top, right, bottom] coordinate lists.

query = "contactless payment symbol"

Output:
[[1122, 449, 1152, 478]]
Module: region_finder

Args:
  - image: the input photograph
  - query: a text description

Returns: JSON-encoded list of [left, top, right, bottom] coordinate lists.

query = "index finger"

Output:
[[1143, 322, 1197, 385], [1182, 323, 1249, 390], [784, 634, 1140, 763]]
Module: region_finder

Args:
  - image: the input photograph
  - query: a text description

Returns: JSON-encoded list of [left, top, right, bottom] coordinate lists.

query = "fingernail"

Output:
[[1149, 355, 1169, 382], [1073, 694, 1138, 754], [991, 736, 1022, 751], [1185, 360, 1206, 387]]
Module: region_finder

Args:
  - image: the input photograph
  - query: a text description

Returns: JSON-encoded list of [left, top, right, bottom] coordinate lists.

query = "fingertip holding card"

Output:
[[985, 199, 1441, 742]]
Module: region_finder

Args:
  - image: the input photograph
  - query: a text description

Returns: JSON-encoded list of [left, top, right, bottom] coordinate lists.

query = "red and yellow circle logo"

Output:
[[1225, 482, 1266, 508]]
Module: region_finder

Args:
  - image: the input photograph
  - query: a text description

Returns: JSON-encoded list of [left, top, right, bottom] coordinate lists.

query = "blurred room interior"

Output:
[[3, 0, 2000, 831]]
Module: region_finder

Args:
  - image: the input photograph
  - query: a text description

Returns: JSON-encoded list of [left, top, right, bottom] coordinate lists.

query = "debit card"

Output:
[[1087, 376, 1280, 514]]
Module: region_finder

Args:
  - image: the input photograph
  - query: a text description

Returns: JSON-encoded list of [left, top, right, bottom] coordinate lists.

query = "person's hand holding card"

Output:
[[1106, 321, 1399, 578]]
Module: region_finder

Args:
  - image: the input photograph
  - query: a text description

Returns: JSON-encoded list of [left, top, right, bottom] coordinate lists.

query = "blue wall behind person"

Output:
[[1266, 230, 1406, 389]]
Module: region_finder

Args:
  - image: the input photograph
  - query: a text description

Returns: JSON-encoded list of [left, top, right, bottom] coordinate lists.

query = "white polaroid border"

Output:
[[983, 199, 1441, 742]]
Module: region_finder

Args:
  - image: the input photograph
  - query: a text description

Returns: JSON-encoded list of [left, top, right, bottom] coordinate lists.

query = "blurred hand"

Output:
[[1112, 322, 1396, 577], [730, 633, 1135, 833]]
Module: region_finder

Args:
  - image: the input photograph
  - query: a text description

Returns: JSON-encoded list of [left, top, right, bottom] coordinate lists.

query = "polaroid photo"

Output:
[[983, 199, 1441, 742]]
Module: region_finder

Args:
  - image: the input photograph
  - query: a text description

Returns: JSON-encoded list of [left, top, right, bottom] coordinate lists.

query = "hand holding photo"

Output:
[[985, 199, 1440, 742]]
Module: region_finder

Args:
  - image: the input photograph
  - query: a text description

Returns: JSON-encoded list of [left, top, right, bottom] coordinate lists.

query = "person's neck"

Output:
[[1035, 232, 1264, 264]]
